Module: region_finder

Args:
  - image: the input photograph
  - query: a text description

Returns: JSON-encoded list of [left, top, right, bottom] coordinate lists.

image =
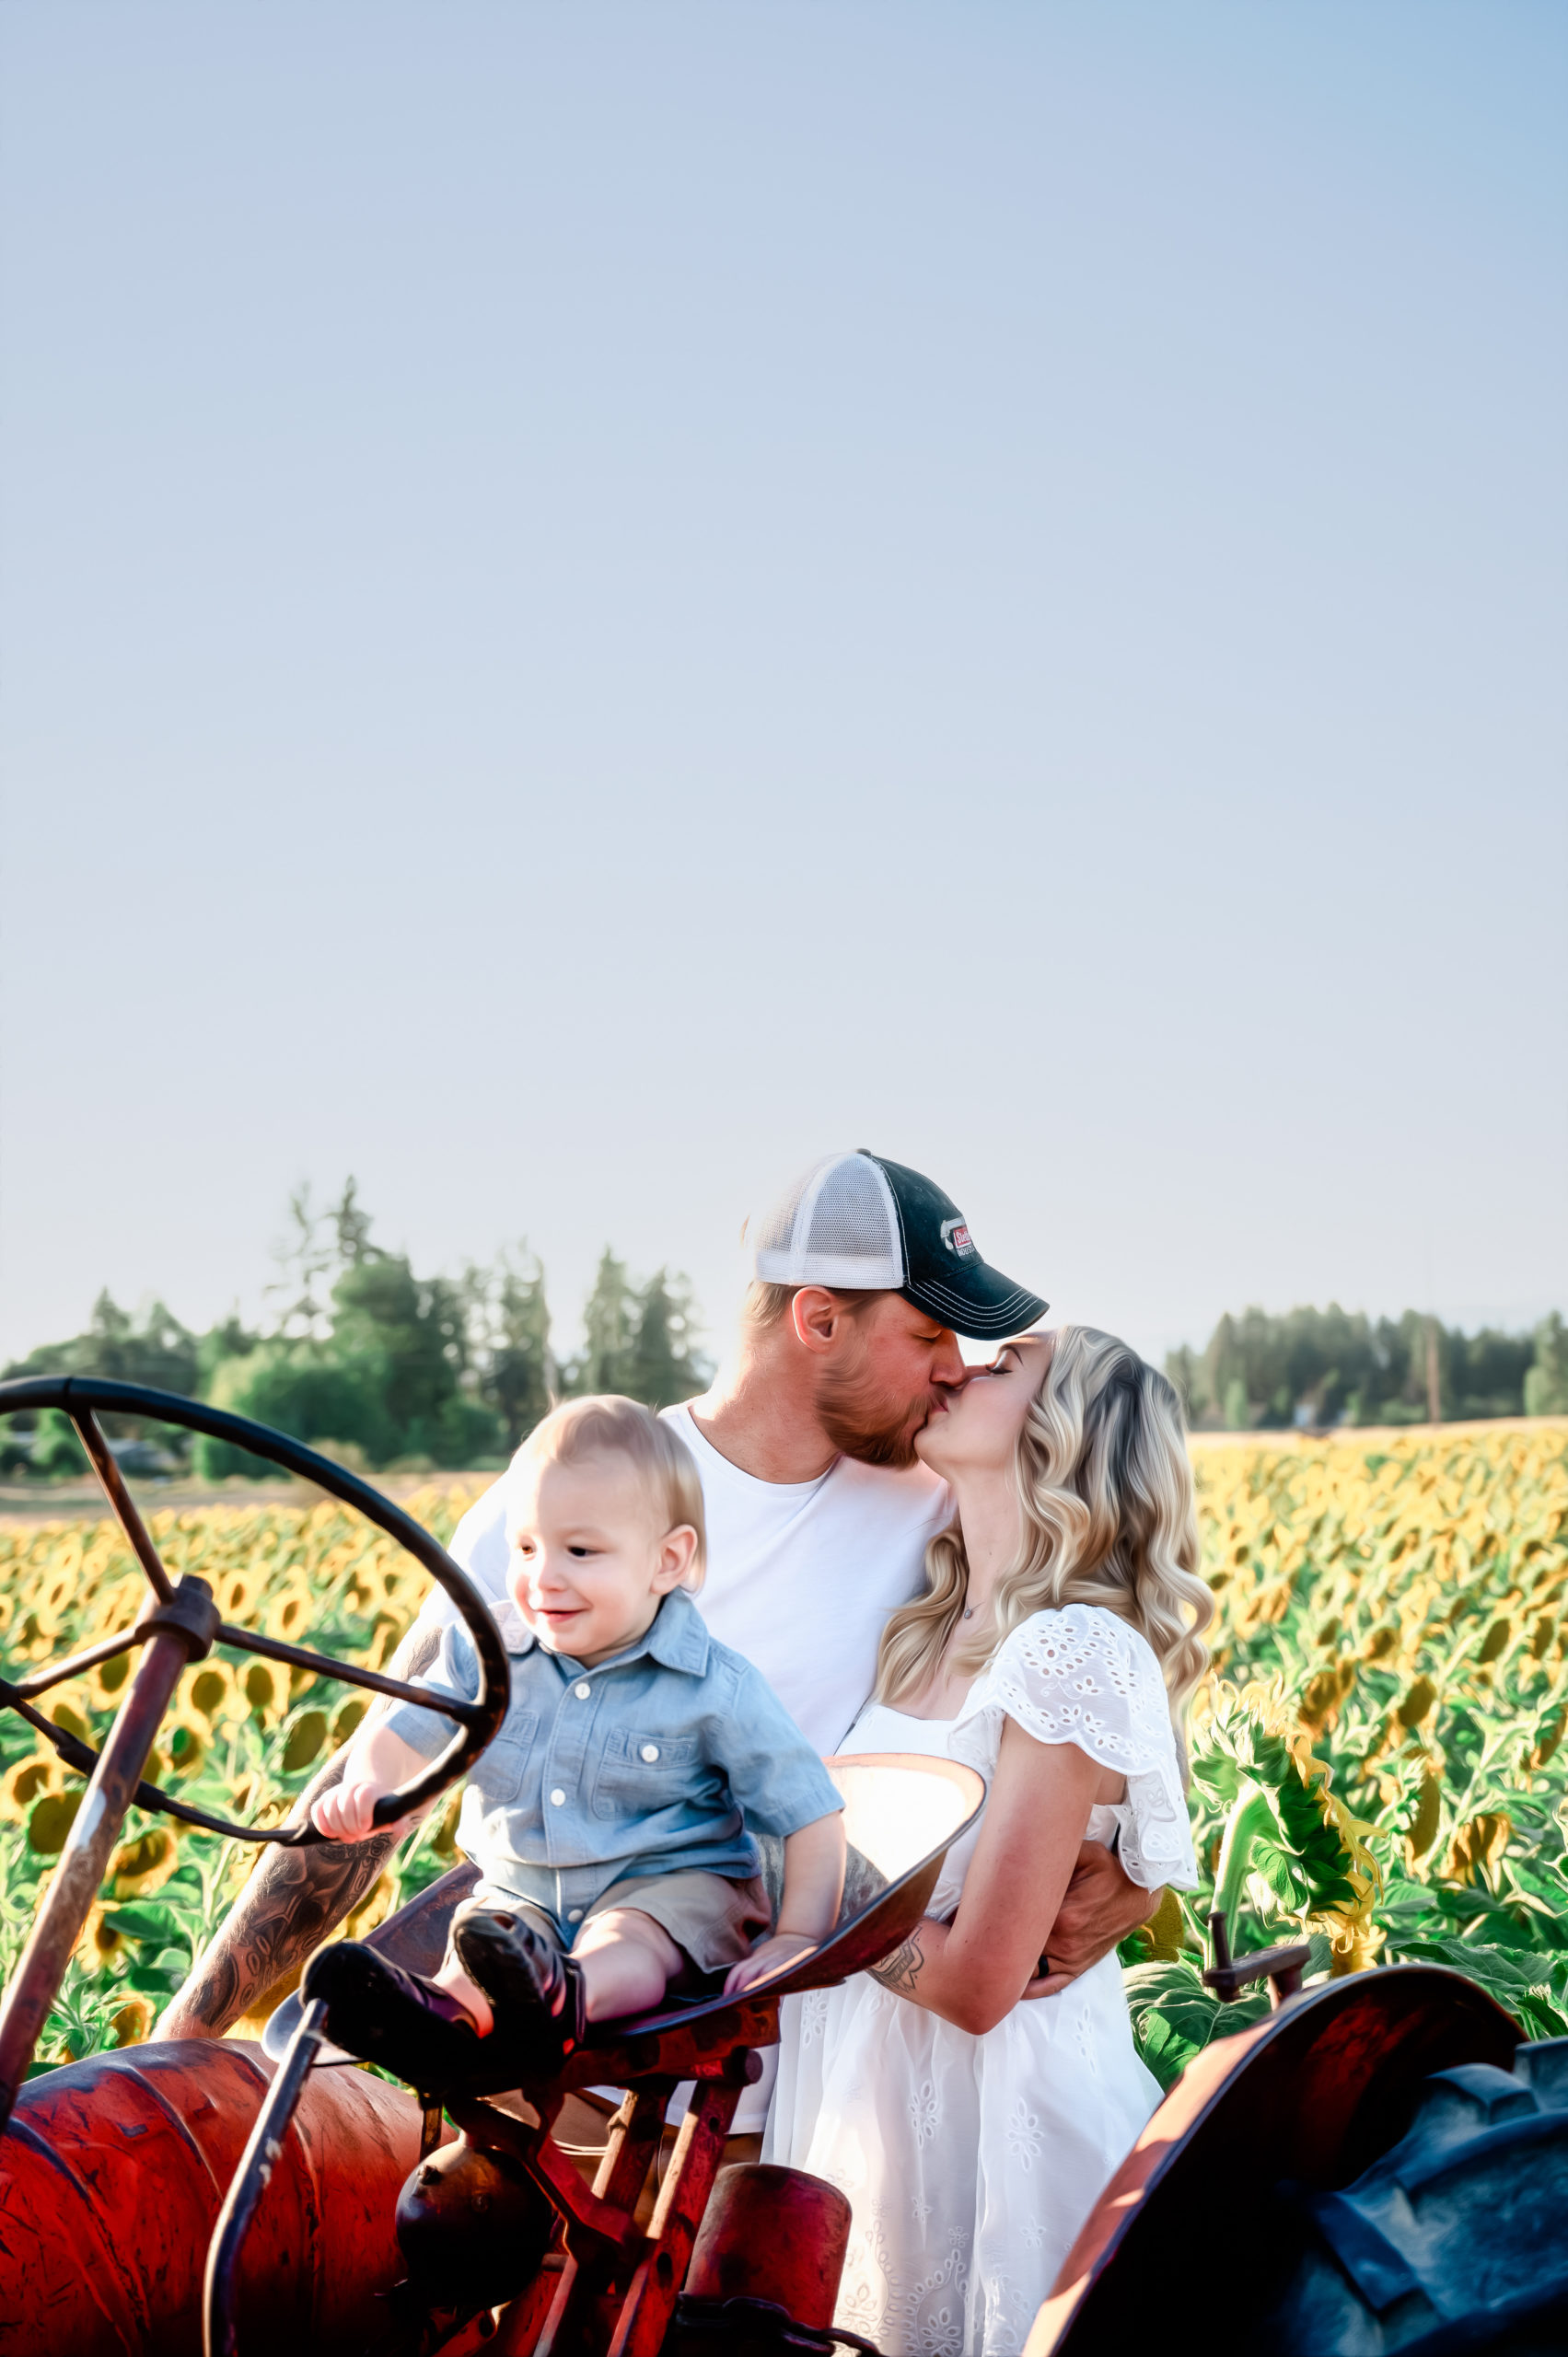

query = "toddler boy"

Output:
[[304, 1396, 846, 2087]]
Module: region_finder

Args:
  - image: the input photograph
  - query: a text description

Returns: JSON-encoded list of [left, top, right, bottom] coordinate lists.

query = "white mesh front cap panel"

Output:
[[752, 1154, 905, 1288]]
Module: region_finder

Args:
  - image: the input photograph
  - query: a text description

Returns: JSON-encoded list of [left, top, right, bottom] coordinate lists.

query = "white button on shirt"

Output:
[[641, 1744, 660, 1762], [575, 1682, 591, 1700], [550, 1788, 566, 1806]]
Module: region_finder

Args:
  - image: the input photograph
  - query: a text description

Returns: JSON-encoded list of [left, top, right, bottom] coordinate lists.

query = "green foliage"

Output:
[[560, 1251, 712, 1409], [194, 1347, 400, 1476], [1526, 1314, 1568, 1417], [7, 1184, 709, 1478], [1167, 1304, 1554, 1431], [461, 1247, 553, 1448], [2, 1293, 203, 1470], [1125, 1428, 1568, 2090], [4, 1289, 201, 1399]]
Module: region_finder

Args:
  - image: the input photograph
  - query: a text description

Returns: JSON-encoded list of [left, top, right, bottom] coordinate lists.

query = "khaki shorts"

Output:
[[470, 1869, 771, 1981]]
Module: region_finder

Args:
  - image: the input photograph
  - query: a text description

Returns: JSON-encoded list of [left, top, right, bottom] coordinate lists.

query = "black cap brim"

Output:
[[900, 1268, 1049, 1341]]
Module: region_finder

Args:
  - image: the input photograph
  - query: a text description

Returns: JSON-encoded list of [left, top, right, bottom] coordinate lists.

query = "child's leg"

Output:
[[571, 1908, 683, 2023]]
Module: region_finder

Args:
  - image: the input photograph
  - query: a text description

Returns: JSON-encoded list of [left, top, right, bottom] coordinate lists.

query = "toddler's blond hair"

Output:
[[509, 1395, 707, 1589]]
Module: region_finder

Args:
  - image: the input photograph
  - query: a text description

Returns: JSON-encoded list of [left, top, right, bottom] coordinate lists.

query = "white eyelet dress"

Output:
[[763, 1604, 1199, 2357]]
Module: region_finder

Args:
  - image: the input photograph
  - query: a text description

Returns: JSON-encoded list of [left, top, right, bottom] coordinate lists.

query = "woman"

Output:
[[765, 1327, 1213, 2357]]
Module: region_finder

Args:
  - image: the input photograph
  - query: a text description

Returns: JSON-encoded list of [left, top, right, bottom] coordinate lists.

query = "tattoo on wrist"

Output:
[[869, 1925, 925, 1998]]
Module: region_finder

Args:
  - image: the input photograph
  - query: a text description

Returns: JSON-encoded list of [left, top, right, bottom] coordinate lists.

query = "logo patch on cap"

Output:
[[940, 1216, 978, 1260]]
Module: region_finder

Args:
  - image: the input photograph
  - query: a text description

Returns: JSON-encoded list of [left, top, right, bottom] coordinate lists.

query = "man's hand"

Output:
[[1024, 1842, 1162, 1998], [724, 1932, 819, 1996]]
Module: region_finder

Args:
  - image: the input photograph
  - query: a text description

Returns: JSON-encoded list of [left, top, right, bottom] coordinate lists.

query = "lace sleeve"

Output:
[[948, 1604, 1198, 1889]]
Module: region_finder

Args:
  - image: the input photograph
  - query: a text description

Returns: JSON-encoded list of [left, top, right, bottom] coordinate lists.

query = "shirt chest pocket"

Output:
[[590, 1727, 703, 1821], [469, 1712, 540, 1809]]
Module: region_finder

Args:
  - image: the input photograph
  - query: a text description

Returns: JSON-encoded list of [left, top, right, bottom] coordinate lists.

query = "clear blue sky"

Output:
[[2, 1, 1563, 1373]]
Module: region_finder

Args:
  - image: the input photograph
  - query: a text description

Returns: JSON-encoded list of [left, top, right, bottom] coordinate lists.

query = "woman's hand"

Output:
[[724, 1931, 819, 1996]]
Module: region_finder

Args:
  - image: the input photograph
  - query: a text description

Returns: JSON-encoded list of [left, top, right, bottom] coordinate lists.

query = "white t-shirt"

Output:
[[417, 1399, 952, 1756], [412, 1396, 952, 2131]]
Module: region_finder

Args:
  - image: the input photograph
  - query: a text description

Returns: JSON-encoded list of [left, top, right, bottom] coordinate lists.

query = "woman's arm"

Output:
[[868, 1719, 1114, 2035]]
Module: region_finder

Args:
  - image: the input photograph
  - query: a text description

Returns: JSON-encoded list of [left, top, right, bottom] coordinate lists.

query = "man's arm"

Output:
[[157, 1620, 443, 2040], [1024, 1840, 1165, 1998]]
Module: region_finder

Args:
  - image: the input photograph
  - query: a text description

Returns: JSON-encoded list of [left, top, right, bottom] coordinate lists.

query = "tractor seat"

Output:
[[264, 1753, 984, 2075]]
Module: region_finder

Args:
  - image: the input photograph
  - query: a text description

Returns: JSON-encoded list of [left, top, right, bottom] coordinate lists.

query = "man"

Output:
[[163, 1149, 1160, 2132]]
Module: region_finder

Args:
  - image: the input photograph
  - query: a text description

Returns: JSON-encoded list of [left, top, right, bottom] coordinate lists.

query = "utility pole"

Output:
[[1425, 1316, 1442, 1425]]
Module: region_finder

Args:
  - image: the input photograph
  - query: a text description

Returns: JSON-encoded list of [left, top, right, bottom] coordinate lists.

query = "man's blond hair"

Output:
[[511, 1394, 707, 1588], [742, 1280, 884, 1332]]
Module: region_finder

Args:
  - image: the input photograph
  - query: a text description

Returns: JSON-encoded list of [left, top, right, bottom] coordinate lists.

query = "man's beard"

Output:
[[816, 1362, 933, 1470]]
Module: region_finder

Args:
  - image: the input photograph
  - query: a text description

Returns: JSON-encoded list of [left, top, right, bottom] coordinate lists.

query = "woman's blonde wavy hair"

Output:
[[875, 1325, 1213, 1731]]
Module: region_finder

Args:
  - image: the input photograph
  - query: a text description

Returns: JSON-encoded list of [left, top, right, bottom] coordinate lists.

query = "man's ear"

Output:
[[653, 1524, 701, 1592], [791, 1286, 847, 1356]]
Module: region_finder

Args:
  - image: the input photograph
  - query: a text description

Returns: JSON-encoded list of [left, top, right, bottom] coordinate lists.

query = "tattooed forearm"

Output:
[[869, 1924, 926, 1999], [158, 1623, 443, 2039]]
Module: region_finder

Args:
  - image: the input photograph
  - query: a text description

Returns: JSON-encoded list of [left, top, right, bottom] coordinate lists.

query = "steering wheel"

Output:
[[0, 1376, 509, 1845]]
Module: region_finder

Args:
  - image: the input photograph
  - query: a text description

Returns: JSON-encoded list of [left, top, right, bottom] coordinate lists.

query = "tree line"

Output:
[[1, 1180, 711, 1480], [1166, 1304, 1568, 1433]]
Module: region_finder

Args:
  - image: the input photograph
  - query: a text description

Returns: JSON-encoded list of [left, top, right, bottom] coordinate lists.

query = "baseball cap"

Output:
[[749, 1150, 1048, 1341]]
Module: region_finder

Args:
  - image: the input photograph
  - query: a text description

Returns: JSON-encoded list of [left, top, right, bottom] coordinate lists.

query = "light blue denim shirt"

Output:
[[384, 1588, 842, 1930]]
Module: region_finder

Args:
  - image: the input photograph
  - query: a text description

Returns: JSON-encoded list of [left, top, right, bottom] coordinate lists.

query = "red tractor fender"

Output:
[[0, 2038, 437, 2356]]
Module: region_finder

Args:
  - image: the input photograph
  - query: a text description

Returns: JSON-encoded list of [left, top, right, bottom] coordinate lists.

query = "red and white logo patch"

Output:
[[940, 1217, 977, 1260]]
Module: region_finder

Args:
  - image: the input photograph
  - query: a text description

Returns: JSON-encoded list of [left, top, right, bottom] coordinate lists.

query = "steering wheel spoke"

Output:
[[71, 1406, 177, 1602], [7, 1625, 145, 1702], [213, 1621, 487, 1726]]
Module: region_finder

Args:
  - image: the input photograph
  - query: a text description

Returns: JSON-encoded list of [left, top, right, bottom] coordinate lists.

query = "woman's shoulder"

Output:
[[964, 1604, 1176, 1770], [993, 1602, 1163, 1687]]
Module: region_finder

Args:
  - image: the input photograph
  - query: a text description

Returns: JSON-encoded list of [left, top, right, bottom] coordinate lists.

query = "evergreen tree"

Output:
[[462, 1246, 554, 1447], [561, 1253, 712, 1408], [628, 1270, 710, 1409], [565, 1250, 639, 1396], [1526, 1314, 1568, 1417]]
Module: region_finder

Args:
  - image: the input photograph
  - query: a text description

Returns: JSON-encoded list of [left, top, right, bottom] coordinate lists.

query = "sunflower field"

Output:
[[1, 1424, 1565, 2084], [1124, 1422, 1568, 2083]]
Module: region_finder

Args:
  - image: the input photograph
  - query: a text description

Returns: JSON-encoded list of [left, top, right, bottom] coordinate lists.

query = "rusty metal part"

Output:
[[1026, 1963, 1521, 2355], [668, 2298, 881, 2354], [203, 1997, 331, 2357], [1202, 1909, 1312, 2009], [72, 1403, 177, 1600], [0, 1615, 199, 2131], [682, 2163, 853, 2328], [396, 2134, 558, 2311], [0, 2038, 440, 2355]]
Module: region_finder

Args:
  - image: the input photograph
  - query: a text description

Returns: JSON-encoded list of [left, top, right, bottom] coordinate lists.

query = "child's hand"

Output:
[[723, 1933, 819, 1997], [310, 1776, 396, 1843]]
